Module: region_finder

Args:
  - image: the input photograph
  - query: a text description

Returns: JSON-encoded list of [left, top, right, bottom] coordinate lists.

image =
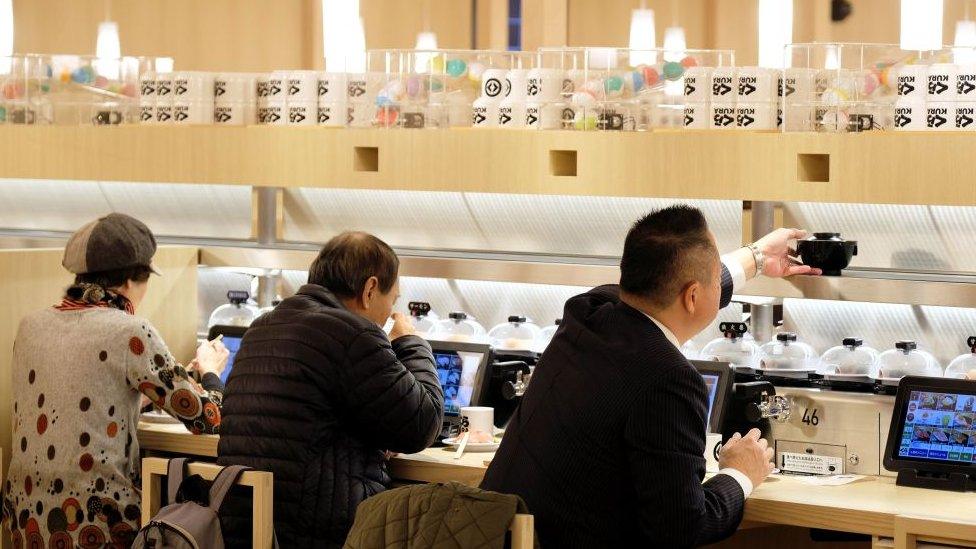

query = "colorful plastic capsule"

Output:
[[643, 66, 660, 87], [662, 61, 684, 81], [446, 59, 467, 78], [604, 75, 624, 96], [680, 56, 698, 68]]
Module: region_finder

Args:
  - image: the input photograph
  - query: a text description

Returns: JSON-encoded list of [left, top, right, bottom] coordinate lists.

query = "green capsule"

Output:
[[662, 61, 685, 81]]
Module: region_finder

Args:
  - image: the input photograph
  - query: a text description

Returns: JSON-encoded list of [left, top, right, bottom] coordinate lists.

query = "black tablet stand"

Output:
[[896, 469, 975, 492]]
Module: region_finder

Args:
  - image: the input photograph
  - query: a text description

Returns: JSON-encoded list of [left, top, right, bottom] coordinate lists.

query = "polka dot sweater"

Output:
[[1, 306, 224, 549]]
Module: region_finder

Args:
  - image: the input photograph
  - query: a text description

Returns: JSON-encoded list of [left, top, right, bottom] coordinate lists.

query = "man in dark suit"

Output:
[[481, 206, 819, 548]]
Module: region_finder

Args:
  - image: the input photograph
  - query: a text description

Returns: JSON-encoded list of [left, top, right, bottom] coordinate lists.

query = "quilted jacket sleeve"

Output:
[[340, 329, 445, 453]]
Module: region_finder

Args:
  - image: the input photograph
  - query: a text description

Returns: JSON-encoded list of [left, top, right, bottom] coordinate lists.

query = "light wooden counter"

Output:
[[138, 423, 976, 544]]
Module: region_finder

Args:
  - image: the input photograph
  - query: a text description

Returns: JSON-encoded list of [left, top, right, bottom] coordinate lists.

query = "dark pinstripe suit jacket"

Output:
[[481, 265, 741, 548]]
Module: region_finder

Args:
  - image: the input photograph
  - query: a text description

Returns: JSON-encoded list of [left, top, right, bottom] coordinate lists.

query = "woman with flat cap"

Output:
[[1, 213, 228, 549]]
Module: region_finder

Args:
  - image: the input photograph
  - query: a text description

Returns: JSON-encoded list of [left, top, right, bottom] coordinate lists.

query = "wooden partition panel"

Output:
[[0, 245, 198, 549]]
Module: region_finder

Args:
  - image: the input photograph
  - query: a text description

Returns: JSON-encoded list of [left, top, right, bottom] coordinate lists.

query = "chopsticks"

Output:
[[454, 432, 470, 459]]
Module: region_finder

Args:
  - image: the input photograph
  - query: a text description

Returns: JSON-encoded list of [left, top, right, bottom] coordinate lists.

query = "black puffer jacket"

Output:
[[216, 284, 445, 548]]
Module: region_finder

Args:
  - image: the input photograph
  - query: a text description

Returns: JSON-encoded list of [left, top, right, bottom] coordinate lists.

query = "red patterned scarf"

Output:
[[54, 283, 135, 315]]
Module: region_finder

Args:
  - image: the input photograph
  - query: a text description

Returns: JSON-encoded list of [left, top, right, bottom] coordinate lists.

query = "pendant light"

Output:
[[95, 21, 121, 79], [414, 0, 438, 72], [322, 0, 365, 72], [0, 0, 12, 74], [629, 2, 656, 66], [758, 0, 793, 69], [94, 0, 121, 79], [900, 0, 943, 51]]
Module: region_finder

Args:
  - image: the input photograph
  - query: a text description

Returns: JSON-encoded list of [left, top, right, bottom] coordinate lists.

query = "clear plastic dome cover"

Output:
[[876, 341, 942, 380], [681, 339, 701, 360], [489, 316, 541, 351], [946, 354, 976, 379], [208, 290, 260, 328], [701, 337, 760, 369], [759, 333, 816, 370], [819, 338, 879, 376], [533, 320, 561, 353], [435, 312, 487, 343]]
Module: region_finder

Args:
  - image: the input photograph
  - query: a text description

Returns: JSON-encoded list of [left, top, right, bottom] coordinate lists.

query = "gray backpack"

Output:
[[132, 458, 247, 549]]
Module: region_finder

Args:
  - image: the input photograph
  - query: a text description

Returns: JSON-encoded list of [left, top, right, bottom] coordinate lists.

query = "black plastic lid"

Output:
[[449, 312, 468, 320], [777, 332, 798, 342], [554, 319, 562, 325], [508, 315, 527, 323], [409, 301, 432, 317], [968, 336, 976, 350], [812, 232, 842, 239], [227, 290, 249, 305], [719, 322, 748, 338], [843, 337, 863, 347], [896, 340, 917, 351]]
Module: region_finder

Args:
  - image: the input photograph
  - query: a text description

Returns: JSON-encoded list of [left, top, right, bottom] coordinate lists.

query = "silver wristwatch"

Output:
[[747, 244, 766, 275]]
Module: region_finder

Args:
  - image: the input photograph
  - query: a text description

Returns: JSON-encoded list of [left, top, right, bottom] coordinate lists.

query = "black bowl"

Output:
[[796, 232, 858, 276]]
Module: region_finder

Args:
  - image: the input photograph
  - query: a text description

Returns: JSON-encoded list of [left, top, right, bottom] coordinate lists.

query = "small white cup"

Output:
[[710, 103, 737, 129], [736, 103, 777, 130], [928, 64, 957, 101], [172, 101, 213, 125], [526, 68, 566, 102], [460, 406, 494, 440], [498, 99, 526, 128], [214, 73, 251, 102], [472, 97, 499, 127], [347, 102, 375, 127], [955, 65, 976, 101], [524, 102, 566, 129], [897, 65, 928, 100], [155, 74, 174, 102], [155, 104, 174, 123], [287, 70, 319, 102], [705, 433, 723, 473], [683, 102, 709, 129], [318, 72, 347, 103], [736, 67, 777, 103], [317, 101, 347, 126], [926, 101, 954, 131], [505, 69, 530, 101], [139, 73, 157, 99], [954, 102, 976, 130], [257, 72, 287, 105], [480, 68, 507, 101], [172, 71, 215, 101], [138, 101, 155, 124], [893, 99, 926, 130], [710, 68, 737, 101], [780, 68, 817, 102], [213, 102, 248, 125], [257, 104, 287, 125], [287, 101, 317, 125], [683, 67, 713, 103]]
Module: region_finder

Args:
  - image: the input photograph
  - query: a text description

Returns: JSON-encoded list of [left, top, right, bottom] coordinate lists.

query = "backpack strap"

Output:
[[166, 458, 190, 506], [207, 465, 251, 513]]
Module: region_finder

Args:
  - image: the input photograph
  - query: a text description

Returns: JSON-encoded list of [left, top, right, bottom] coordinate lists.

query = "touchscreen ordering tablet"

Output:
[[207, 325, 248, 384], [690, 360, 733, 434], [429, 341, 492, 416], [885, 376, 976, 487]]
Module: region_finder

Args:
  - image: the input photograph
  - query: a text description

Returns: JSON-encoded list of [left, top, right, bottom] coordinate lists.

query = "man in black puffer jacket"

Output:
[[217, 232, 445, 548]]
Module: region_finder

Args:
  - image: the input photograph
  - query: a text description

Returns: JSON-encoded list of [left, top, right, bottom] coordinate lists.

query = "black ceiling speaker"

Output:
[[832, 0, 853, 22]]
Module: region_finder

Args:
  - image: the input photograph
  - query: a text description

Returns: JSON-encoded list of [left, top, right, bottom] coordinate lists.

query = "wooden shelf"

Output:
[[3, 126, 976, 206]]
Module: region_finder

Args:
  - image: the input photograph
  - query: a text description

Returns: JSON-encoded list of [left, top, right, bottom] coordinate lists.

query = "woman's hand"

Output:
[[192, 338, 230, 377]]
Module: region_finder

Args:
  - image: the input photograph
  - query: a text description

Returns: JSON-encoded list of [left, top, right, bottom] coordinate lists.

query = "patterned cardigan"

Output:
[[2, 306, 223, 549]]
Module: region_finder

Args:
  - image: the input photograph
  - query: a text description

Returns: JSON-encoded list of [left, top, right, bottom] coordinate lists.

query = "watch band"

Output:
[[747, 244, 765, 276]]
